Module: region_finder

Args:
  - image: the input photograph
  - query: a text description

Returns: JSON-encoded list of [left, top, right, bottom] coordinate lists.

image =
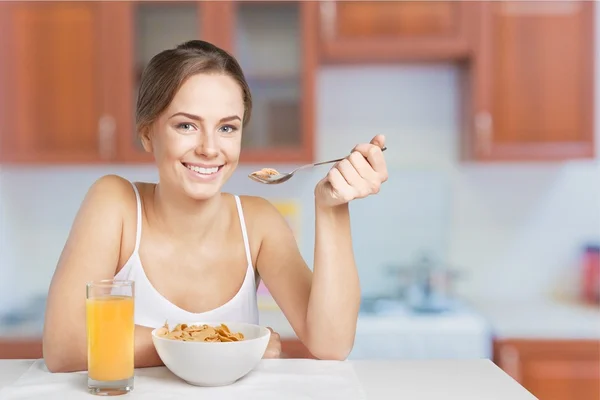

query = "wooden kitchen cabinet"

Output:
[[281, 339, 316, 359], [0, 338, 43, 359], [0, 337, 314, 360], [104, 1, 204, 164], [204, 1, 318, 163], [494, 339, 600, 400], [318, 1, 475, 63], [464, 1, 595, 161], [0, 2, 109, 163], [0, 1, 317, 165]]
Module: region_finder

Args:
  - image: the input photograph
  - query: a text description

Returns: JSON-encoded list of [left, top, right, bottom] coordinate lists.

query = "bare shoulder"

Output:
[[236, 195, 295, 249], [237, 195, 283, 224], [87, 174, 134, 196], [82, 174, 136, 213]]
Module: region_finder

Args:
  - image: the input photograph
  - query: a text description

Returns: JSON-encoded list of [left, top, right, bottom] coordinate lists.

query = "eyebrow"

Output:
[[169, 112, 241, 123]]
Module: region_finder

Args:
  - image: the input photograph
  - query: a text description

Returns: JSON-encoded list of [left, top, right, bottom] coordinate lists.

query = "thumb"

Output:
[[370, 134, 386, 149]]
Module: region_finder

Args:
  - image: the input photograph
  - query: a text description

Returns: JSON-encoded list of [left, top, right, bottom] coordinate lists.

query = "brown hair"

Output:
[[135, 40, 252, 134]]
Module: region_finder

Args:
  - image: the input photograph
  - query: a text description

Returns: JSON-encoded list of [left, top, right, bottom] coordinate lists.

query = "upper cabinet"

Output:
[[104, 1, 203, 164], [0, 2, 108, 163], [228, 1, 317, 163], [0, 1, 317, 164], [0, 1, 594, 164], [318, 1, 474, 62], [464, 1, 595, 161]]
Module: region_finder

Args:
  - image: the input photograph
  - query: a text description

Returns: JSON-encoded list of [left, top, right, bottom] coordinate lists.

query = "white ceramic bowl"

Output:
[[151, 321, 270, 386]]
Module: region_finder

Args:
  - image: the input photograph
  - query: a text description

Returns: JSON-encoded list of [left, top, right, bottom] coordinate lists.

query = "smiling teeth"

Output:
[[187, 165, 219, 174]]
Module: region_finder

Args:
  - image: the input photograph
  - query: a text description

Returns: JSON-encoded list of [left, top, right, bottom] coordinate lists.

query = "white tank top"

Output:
[[113, 181, 259, 328]]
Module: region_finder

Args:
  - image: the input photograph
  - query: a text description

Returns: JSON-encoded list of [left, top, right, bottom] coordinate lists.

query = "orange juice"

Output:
[[86, 295, 134, 381]]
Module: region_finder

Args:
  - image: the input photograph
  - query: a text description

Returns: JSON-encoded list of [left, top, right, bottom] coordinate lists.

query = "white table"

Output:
[[0, 359, 537, 399]]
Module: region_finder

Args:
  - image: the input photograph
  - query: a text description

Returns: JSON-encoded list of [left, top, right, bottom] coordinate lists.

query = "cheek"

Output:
[[156, 134, 195, 159], [223, 138, 241, 160]]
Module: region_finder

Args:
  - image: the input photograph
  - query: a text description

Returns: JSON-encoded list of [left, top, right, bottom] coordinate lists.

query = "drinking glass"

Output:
[[86, 280, 135, 395]]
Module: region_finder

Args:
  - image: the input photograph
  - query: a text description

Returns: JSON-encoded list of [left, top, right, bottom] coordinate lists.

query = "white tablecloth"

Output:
[[0, 359, 366, 400], [0, 359, 538, 399]]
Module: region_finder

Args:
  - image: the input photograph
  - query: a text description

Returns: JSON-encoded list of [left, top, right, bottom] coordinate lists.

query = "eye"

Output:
[[176, 123, 196, 132], [219, 125, 238, 134]]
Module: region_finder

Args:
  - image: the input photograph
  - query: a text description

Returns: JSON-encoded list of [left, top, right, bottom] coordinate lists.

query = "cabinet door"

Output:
[[467, 1, 594, 161], [495, 339, 600, 400], [319, 1, 473, 63], [0, 2, 107, 163], [0, 338, 42, 359], [281, 339, 316, 359], [103, 2, 203, 163], [225, 1, 317, 163]]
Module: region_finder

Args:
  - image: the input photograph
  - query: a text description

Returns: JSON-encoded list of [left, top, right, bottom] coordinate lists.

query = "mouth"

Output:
[[182, 162, 224, 178]]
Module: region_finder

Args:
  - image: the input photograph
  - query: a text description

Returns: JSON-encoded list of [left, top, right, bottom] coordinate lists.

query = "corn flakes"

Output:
[[250, 168, 279, 179], [156, 322, 245, 342]]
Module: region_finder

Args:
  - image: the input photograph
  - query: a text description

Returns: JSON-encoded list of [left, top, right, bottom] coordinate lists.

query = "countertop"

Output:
[[260, 296, 600, 341], [0, 359, 536, 399], [466, 297, 600, 340], [1, 296, 598, 341]]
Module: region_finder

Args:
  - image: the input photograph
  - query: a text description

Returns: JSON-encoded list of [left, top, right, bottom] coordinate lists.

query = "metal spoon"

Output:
[[248, 146, 387, 185]]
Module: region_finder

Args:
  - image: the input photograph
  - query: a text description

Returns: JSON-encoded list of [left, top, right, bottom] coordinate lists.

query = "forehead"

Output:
[[167, 73, 244, 118]]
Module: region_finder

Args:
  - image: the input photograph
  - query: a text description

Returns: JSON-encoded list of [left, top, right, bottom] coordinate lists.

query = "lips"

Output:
[[182, 162, 223, 175], [181, 162, 225, 179]]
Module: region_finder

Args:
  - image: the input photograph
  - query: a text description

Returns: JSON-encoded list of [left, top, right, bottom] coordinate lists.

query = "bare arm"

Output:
[[251, 200, 358, 360], [306, 203, 359, 359], [42, 175, 162, 372], [254, 135, 387, 361]]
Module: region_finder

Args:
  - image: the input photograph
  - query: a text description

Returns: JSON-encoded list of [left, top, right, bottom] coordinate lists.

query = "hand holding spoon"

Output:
[[248, 146, 387, 185]]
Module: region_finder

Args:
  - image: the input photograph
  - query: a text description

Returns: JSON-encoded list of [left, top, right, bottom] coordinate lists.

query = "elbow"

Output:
[[44, 352, 84, 373], [307, 339, 354, 361], [313, 349, 351, 361], [43, 339, 85, 373], [44, 351, 69, 373]]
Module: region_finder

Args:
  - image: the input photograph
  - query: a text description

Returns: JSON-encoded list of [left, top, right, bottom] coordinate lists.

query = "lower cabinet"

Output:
[[494, 339, 600, 400], [0, 337, 317, 360], [0, 338, 43, 359], [281, 339, 316, 359]]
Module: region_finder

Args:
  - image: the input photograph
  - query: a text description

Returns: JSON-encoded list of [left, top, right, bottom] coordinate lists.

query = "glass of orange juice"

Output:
[[86, 279, 135, 396]]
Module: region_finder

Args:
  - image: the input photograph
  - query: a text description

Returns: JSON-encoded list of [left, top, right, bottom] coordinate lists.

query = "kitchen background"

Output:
[[0, 1, 599, 400]]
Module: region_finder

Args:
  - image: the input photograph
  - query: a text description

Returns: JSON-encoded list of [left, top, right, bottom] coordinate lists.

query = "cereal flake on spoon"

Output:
[[250, 168, 280, 180]]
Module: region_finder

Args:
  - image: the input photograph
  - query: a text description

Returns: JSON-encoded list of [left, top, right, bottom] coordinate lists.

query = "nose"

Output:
[[195, 132, 219, 158]]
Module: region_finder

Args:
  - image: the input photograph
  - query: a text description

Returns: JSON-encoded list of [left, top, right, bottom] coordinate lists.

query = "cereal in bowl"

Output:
[[155, 322, 245, 342]]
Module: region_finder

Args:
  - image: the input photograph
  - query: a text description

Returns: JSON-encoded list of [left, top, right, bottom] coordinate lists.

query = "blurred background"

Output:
[[0, 1, 599, 399]]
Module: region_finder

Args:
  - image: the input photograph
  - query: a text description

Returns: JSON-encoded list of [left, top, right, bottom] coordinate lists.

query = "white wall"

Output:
[[0, 7, 599, 312]]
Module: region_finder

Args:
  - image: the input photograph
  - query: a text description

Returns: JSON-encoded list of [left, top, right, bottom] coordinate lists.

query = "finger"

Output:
[[348, 151, 381, 194], [336, 159, 370, 198], [263, 346, 281, 358], [352, 144, 388, 182], [370, 134, 386, 149], [348, 151, 377, 180], [265, 327, 280, 342], [327, 167, 354, 202]]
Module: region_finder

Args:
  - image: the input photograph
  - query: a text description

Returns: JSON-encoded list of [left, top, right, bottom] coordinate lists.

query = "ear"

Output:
[[139, 126, 153, 153]]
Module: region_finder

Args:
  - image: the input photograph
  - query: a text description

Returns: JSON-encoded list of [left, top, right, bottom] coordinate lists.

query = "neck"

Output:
[[152, 183, 226, 240]]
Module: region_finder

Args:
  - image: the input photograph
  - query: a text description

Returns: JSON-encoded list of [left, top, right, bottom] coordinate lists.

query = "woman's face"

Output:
[[142, 73, 245, 200]]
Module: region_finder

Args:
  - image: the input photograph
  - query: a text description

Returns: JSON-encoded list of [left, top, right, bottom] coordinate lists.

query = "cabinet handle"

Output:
[[98, 115, 116, 160], [320, 1, 337, 39], [475, 111, 493, 156]]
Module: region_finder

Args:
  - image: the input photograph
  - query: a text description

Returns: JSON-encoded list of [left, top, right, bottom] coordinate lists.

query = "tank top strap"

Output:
[[234, 195, 252, 266], [129, 181, 143, 253]]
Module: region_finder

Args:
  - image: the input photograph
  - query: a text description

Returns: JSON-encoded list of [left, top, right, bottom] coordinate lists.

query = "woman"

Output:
[[42, 40, 388, 372]]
